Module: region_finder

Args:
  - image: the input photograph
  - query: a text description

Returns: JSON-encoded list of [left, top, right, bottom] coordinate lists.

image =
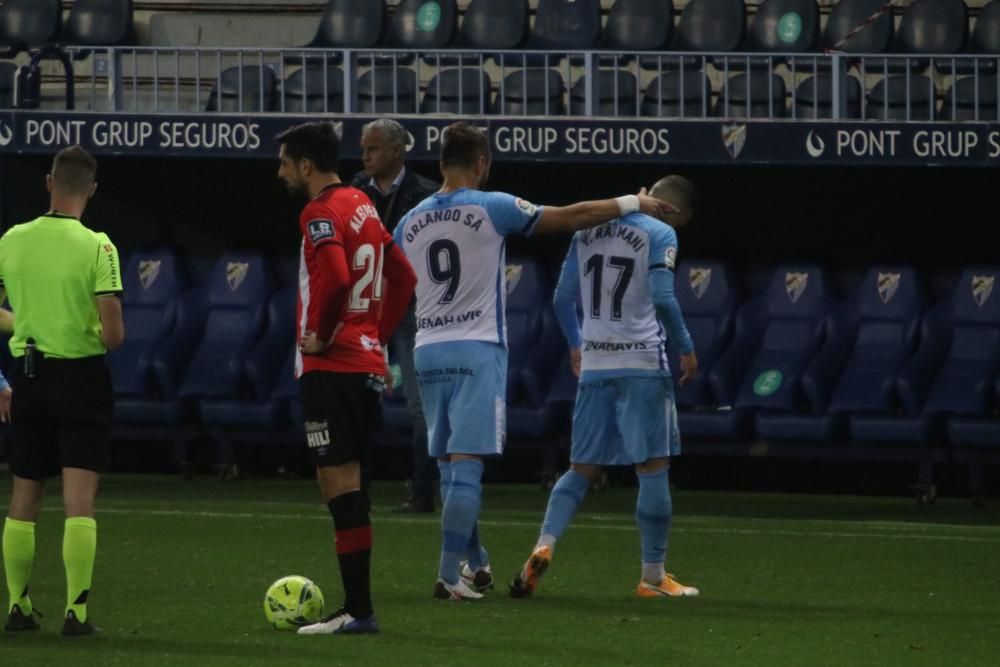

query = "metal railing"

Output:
[[36, 46, 1000, 122]]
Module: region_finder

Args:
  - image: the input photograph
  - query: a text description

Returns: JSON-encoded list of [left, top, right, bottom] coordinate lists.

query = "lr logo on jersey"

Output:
[[877, 273, 901, 304], [785, 272, 809, 304], [689, 267, 712, 299], [973, 275, 995, 307], [226, 262, 250, 291], [139, 260, 162, 289]]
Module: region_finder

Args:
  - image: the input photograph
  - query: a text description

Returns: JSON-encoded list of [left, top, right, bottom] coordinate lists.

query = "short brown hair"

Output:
[[51, 146, 97, 196], [440, 122, 489, 169]]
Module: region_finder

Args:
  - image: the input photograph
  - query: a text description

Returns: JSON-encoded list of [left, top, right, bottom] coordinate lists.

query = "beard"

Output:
[[283, 179, 308, 199]]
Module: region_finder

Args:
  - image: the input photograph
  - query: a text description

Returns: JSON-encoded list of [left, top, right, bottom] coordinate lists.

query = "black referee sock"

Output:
[[327, 491, 374, 619]]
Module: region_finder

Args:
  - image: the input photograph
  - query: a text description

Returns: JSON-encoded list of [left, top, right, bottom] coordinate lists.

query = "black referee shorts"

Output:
[[9, 355, 113, 480], [300, 371, 381, 468]]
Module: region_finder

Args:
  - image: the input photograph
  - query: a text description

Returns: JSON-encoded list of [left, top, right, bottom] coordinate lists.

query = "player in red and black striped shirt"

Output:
[[277, 122, 416, 635]]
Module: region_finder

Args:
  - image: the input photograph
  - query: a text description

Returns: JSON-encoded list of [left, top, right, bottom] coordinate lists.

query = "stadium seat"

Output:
[[175, 252, 276, 404], [454, 0, 529, 53], [0, 63, 15, 108], [948, 374, 1000, 447], [282, 65, 344, 113], [523, 0, 601, 63], [112, 251, 200, 426], [600, 0, 674, 62], [800, 0, 892, 73], [356, 66, 417, 113], [757, 267, 924, 442], [205, 65, 277, 112], [641, 72, 712, 117], [0, 0, 61, 53], [946, 0, 1000, 74], [384, 0, 457, 51], [420, 68, 491, 114], [852, 268, 1000, 444], [297, 0, 386, 64], [866, 75, 936, 121], [887, 0, 967, 73], [272, 348, 303, 430], [792, 74, 862, 119], [62, 0, 134, 47], [940, 76, 999, 122], [200, 286, 295, 430], [570, 70, 638, 116], [746, 0, 819, 59], [669, 0, 746, 71], [696, 266, 832, 439], [715, 72, 787, 118], [506, 259, 563, 437], [494, 69, 566, 115]]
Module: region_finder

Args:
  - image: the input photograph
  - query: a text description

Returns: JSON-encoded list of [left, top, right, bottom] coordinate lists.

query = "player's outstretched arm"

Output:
[[378, 242, 417, 345], [649, 269, 698, 385], [533, 189, 677, 236]]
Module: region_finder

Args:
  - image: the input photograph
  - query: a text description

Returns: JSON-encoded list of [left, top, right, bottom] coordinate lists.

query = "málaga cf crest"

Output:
[[785, 272, 809, 304], [689, 267, 713, 300], [721, 123, 747, 159], [972, 275, 995, 307], [139, 260, 162, 290], [227, 262, 250, 291], [877, 273, 901, 305]]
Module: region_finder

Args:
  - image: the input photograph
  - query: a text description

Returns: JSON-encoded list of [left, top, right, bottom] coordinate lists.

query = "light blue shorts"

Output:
[[571, 375, 680, 466], [414, 340, 507, 458]]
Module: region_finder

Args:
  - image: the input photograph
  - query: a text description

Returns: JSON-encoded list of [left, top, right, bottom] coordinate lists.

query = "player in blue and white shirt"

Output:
[[394, 123, 673, 601], [509, 176, 701, 600]]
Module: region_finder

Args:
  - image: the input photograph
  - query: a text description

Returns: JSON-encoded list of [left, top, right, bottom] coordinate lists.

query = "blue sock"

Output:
[[538, 470, 591, 545], [636, 467, 672, 568], [438, 460, 452, 506], [438, 459, 483, 585]]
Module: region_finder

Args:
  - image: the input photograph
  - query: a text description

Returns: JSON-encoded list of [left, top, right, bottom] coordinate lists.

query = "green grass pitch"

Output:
[[1, 475, 999, 666]]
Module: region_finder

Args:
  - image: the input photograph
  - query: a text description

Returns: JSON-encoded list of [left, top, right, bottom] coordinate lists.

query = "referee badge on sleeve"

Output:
[[307, 219, 336, 244]]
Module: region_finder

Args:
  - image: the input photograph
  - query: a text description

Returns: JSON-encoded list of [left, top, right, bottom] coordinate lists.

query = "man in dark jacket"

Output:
[[352, 119, 440, 513]]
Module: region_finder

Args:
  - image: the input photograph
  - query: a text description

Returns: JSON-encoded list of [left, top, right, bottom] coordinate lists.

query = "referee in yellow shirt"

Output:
[[0, 146, 124, 636]]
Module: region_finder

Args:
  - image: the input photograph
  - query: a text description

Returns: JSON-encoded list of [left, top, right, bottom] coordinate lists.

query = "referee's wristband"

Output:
[[615, 195, 640, 217]]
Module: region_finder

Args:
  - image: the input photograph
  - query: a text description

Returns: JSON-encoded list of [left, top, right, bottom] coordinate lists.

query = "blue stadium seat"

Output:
[[600, 0, 674, 61], [889, 0, 967, 73], [670, 0, 746, 70], [62, 0, 133, 47], [205, 65, 277, 113], [494, 69, 566, 115], [852, 268, 1000, 444], [0, 0, 61, 52], [757, 267, 924, 442], [865, 75, 936, 121], [747, 0, 819, 57], [272, 348, 303, 430], [523, 0, 601, 63], [175, 252, 275, 403], [112, 250, 200, 426], [420, 68, 492, 114], [820, 0, 894, 55], [506, 259, 563, 437], [793, 74, 862, 119], [305, 0, 385, 53], [283, 65, 344, 113], [453, 0, 529, 54], [200, 285, 295, 429], [356, 66, 417, 113], [940, 76, 999, 122], [641, 72, 713, 117], [570, 70, 637, 116], [715, 72, 787, 118], [947, 0, 1000, 74], [385, 0, 457, 51]]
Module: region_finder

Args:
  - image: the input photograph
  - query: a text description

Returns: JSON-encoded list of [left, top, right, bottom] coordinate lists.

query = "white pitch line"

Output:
[[42, 506, 1000, 544]]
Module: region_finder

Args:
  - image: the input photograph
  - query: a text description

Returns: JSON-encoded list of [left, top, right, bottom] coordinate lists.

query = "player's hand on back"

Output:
[[569, 347, 582, 378], [679, 351, 699, 386], [637, 187, 679, 220], [299, 330, 329, 355]]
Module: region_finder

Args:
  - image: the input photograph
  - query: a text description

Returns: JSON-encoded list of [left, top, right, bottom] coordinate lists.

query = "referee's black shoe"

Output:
[[62, 610, 99, 636], [4, 604, 41, 632]]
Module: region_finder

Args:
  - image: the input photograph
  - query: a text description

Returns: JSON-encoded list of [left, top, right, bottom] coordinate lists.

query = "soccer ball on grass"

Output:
[[263, 575, 324, 630]]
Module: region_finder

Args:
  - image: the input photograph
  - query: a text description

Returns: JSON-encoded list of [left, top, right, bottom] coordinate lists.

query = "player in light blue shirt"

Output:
[[510, 176, 701, 600], [395, 123, 673, 600]]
